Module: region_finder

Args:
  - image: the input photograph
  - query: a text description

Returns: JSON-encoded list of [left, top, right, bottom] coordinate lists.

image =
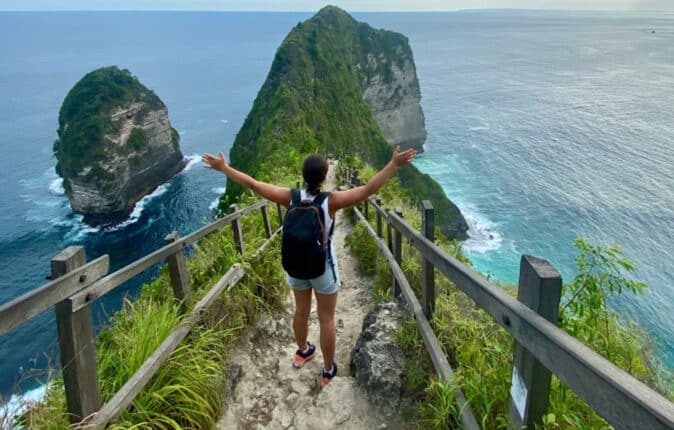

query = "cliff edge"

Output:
[[54, 66, 185, 225], [360, 24, 426, 152], [225, 6, 468, 239]]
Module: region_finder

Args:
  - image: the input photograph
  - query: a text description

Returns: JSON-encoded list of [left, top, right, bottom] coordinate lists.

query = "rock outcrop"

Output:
[[54, 66, 185, 225], [362, 47, 427, 152], [224, 6, 469, 239], [351, 302, 407, 415]]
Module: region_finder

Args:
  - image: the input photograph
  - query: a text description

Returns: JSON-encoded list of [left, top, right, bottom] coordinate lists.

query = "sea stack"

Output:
[[225, 6, 468, 239], [53, 66, 185, 225]]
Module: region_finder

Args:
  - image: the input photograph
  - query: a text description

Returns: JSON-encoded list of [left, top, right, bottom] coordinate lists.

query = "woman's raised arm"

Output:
[[202, 152, 291, 207], [328, 146, 416, 217]]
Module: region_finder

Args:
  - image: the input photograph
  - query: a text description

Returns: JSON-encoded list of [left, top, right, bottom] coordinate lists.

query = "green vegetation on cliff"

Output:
[[127, 127, 147, 151], [53, 66, 166, 190], [344, 169, 673, 429], [223, 6, 468, 239]]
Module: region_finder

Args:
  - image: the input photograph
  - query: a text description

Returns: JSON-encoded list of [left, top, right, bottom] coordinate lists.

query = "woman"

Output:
[[201, 147, 416, 387]]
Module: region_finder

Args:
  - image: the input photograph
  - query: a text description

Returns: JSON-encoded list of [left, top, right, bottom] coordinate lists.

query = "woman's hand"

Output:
[[202, 152, 228, 173], [391, 145, 416, 167]]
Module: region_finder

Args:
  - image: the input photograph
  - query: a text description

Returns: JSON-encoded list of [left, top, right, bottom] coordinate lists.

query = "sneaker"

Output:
[[320, 362, 338, 388], [292, 342, 315, 368]]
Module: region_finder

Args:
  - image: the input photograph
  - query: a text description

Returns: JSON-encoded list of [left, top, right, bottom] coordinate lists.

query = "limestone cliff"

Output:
[[225, 6, 468, 239], [362, 43, 426, 152], [54, 67, 185, 225]]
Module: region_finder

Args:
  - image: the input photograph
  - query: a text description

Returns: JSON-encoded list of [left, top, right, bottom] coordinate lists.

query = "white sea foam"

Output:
[[48, 154, 194, 236], [459, 203, 503, 254], [59, 215, 101, 242], [105, 184, 169, 232], [209, 187, 225, 211], [48, 178, 64, 195], [1, 385, 46, 429], [178, 130, 187, 135], [182, 154, 202, 173], [220, 119, 228, 124], [469, 125, 490, 131], [47, 182, 171, 241]]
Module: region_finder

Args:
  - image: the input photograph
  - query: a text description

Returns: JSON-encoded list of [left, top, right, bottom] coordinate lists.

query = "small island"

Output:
[[53, 66, 185, 225]]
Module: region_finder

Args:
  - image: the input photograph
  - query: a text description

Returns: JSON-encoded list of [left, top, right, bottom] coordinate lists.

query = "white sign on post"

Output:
[[510, 366, 528, 419]]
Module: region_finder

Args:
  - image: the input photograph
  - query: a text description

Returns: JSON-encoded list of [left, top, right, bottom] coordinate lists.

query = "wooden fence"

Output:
[[339, 166, 674, 430], [0, 199, 284, 429]]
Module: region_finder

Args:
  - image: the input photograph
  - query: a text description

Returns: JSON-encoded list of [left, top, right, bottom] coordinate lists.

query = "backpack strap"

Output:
[[315, 191, 338, 283], [314, 192, 334, 239], [313, 191, 330, 206], [290, 188, 302, 207]]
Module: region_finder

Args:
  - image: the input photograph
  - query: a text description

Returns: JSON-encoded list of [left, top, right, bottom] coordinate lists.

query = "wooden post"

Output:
[[392, 208, 403, 297], [355, 178, 362, 211], [229, 204, 244, 255], [164, 231, 192, 312], [364, 198, 370, 221], [375, 198, 383, 238], [53, 246, 101, 424], [421, 201, 435, 320], [276, 202, 283, 226], [260, 204, 272, 238], [509, 255, 563, 430], [386, 209, 393, 252]]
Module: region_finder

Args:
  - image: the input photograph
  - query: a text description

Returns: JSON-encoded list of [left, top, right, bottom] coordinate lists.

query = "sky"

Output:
[[0, 0, 672, 11]]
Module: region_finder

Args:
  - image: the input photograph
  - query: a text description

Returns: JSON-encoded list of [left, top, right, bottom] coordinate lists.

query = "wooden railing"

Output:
[[0, 200, 284, 428], [339, 166, 674, 430]]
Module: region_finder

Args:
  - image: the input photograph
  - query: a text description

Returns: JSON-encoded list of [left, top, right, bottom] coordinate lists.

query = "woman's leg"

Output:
[[292, 288, 313, 349], [315, 291, 338, 370]]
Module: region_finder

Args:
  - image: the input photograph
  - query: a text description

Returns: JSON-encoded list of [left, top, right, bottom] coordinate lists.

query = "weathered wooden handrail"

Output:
[[0, 198, 277, 424], [83, 218, 284, 428], [252, 227, 283, 260], [0, 254, 109, 336], [83, 264, 246, 429], [352, 205, 481, 430], [68, 200, 269, 312], [385, 209, 674, 429], [359, 188, 674, 429]]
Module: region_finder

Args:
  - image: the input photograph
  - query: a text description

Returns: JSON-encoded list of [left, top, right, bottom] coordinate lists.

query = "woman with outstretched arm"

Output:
[[201, 146, 415, 388]]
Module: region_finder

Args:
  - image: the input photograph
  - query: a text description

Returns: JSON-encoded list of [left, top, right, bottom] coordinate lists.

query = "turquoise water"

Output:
[[376, 11, 674, 368], [0, 11, 672, 402]]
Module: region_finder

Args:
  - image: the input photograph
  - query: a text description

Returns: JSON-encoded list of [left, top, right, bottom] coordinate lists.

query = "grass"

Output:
[[16, 193, 288, 429], [343, 160, 673, 429]]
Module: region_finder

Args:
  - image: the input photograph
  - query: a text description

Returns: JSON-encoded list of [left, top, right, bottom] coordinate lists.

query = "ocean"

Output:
[[0, 10, 672, 404]]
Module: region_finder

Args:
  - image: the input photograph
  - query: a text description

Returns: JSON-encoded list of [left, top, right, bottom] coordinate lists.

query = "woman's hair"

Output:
[[302, 154, 328, 195]]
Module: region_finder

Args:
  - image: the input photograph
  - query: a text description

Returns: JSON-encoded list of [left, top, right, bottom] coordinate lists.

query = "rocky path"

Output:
[[215, 162, 412, 430]]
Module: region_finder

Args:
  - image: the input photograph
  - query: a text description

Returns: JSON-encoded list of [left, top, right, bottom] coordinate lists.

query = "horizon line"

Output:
[[1, 7, 672, 13]]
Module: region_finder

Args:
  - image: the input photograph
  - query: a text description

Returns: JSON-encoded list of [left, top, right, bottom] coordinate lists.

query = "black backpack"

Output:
[[281, 189, 336, 280]]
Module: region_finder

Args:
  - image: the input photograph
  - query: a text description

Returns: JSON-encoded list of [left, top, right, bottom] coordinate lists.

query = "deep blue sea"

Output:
[[0, 10, 672, 404]]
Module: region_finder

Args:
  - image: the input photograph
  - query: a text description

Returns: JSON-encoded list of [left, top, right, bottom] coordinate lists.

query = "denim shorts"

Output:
[[287, 250, 340, 295]]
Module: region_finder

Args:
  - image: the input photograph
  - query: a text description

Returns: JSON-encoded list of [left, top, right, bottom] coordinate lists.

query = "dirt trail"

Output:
[[216, 161, 411, 430]]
